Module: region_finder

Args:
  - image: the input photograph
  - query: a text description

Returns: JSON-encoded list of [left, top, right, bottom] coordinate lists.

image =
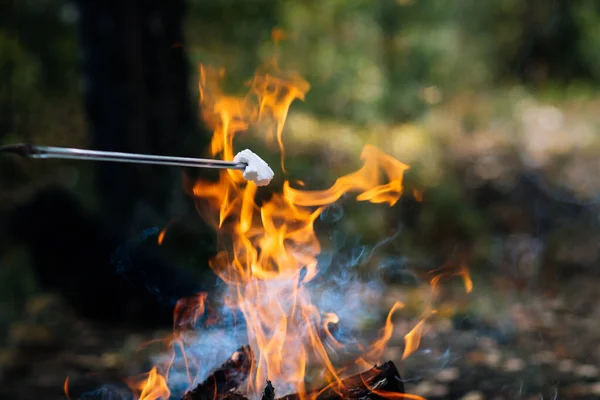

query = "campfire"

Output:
[[65, 40, 471, 400]]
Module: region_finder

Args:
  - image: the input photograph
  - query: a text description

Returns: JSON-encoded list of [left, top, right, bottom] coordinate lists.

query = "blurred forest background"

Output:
[[1, 0, 600, 399]]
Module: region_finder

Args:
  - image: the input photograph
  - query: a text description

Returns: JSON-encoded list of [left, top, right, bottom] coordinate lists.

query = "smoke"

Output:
[[154, 201, 408, 398], [308, 218, 406, 353], [111, 226, 202, 307], [156, 328, 247, 399], [79, 384, 132, 400], [319, 203, 344, 223]]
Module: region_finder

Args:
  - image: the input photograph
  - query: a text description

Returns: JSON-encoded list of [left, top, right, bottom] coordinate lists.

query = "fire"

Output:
[[157, 220, 175, 245], [402, 310, 437, 360], [190, 51, 415, 395], [157, 229, 167, 246], [412, 189, 423, 202], [364, 301, 405, 362], [97, 35, 473, 400], [134, 367, 170, 400], [64, 376, 70, 400], [188, 53, 414, 397], [430, 261, 473, 295], [283, 145, 409, 207]]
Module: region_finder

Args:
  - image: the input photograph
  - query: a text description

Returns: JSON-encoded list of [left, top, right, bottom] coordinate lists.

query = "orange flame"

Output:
[[64, 376, 70, 400], [126, 37, 472, 400], [190, 54, 417, 396], [430, 261, 473, 294], [360, 376, 426, 400], [402, 310, 437, 360], [157, 230, 166, 245], [157, 220, 176, 246], [322, 312, 344, 350], [190, 52, 414, 397], [283, 145, 409, 207], [135, 367, 170, 400], [364, 301, 405, 361], [412, 189, 423, 202]]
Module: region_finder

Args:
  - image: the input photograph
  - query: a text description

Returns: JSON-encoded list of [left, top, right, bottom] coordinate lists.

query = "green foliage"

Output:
[[0, 33, 42, 137], [573, 0, 600, 80], [0, 0, 82, 145], [0, 248, 39, 338], [2, 0, 600, 322]]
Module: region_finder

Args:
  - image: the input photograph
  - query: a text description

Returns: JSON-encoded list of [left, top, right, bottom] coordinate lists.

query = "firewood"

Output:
[[182, 360, 405, 400], [277, 361, 405, 400], [181, 345, 253, 400]]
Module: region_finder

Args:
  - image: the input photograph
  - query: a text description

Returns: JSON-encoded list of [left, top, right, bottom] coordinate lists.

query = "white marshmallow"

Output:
[[233, 149, 274, 187]]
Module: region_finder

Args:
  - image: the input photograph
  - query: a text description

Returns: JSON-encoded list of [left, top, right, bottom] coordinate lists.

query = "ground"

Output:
[[2, 272, 600, 400]]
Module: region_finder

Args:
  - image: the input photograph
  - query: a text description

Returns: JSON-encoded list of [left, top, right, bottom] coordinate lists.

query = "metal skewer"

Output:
[[0, 143, 247, 171]]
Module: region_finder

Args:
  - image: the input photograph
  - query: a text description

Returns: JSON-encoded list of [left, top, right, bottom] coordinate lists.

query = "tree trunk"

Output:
[[74, 0, 208, 235]]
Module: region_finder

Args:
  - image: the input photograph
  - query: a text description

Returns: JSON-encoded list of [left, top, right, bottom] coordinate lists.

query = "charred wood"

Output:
[[261, 380, 275, 400], [181, 346, 253, 400], [277, 361, 405, 400], [182, 359, 405, 400]]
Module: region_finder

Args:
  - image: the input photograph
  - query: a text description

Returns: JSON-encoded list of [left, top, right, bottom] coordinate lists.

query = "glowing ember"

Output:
[[90, 35, 473, 400], [157, 227, 168, 246]]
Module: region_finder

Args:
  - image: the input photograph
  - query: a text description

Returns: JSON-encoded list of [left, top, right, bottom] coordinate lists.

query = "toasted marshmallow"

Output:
[[233, 149, 274, 186]]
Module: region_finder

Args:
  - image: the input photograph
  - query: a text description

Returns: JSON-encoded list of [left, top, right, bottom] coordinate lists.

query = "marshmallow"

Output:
[[233, 149, 274, 186]]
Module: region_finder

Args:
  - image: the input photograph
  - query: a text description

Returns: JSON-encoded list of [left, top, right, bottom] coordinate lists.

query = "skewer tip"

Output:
[[0, 143, 37, 158]]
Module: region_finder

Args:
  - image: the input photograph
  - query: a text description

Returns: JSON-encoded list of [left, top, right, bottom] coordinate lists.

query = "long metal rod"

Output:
[[0, 143, 247, 170]]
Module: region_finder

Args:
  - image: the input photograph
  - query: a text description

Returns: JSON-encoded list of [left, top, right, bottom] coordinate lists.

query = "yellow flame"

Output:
[[412, 188, 423, 202], [283, 145, 409, 207], [402, 310, 437, 360], [157, 230, 166, 246], [136, 367, 170, 400], [191, 54, 412, 397], [359, 373, 426, 400], [364, 301, 405, 361], [322, 312, 344, 350]]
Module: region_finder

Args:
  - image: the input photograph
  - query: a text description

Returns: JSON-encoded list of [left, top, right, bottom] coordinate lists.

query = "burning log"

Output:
[[181, 346, 253, 400], [277, 361, 405, 400], [182, 360, 405, 400]]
